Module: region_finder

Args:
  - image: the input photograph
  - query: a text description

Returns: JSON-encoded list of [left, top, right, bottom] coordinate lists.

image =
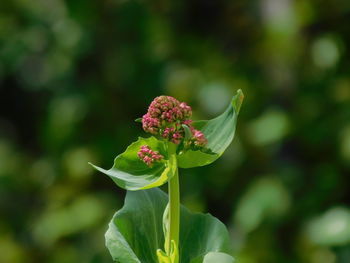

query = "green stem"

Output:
[[167, 162, 180, 256]]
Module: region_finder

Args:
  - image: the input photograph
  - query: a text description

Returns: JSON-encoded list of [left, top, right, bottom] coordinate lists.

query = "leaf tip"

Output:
[[88, 162, 108, 174], [232, 89, 244, 114]]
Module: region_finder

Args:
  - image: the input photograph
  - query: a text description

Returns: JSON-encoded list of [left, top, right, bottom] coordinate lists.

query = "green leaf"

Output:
[[177, 89, 244, 168], [106, 188, 233, 263], [89, 136, 176, 190], [182, 124, 193, 140]]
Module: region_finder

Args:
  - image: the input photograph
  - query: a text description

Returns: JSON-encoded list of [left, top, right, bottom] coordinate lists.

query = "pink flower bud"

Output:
[[162, 127, 175, 139], [142, 113, 160, 135], [179, 102, 192, 118], [137, 145, 164, 167], [171, 131, 183, 144], [193, 130, 207, 147], [182, 119, 193, 126]]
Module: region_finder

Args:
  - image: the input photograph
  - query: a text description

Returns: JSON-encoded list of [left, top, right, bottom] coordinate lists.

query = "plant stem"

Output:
[[167, 162, 180, 256]]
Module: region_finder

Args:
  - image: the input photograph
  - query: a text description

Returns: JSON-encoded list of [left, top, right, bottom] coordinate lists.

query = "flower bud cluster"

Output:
[[137, 145, 164, 167], [141, 95, 207, 147], [161, 126, 184, 144], [142, 96, 191, 134], [182, 120, 208, 147]]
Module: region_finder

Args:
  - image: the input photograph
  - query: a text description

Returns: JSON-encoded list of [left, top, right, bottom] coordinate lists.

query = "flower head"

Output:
[[141, 95, 208, 148], [142, 96, 192, 135]]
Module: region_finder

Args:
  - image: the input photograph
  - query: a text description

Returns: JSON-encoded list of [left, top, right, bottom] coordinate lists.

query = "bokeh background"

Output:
[[1, 0, 350, 262]]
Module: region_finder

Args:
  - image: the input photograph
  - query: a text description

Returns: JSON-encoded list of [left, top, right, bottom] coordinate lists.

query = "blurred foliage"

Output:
[[0, 0, 350, 262]]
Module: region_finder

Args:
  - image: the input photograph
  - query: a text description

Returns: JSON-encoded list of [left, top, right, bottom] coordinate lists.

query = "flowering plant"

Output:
[[90, 90, 244, 263]]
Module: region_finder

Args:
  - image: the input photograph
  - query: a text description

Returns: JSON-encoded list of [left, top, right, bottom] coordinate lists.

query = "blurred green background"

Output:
[[1, 0, 350, 262]]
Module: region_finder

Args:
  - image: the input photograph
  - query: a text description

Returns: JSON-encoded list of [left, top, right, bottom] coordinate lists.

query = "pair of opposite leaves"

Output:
[[90, 90, 244, 191]]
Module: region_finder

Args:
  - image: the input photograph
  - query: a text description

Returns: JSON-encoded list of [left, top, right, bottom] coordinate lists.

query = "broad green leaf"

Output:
[[106, 189, 167, 263], [106, 188, 233, 263], [179, 206, 232, 263], [89, 137, 176, 190], [177, 89, 244, 168]]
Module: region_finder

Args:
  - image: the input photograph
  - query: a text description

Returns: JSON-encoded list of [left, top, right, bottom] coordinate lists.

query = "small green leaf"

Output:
[[106, 188, 233, 263], [135, 117, 143, 123], [182, 124, 193, 141], [157, 249, 171, 263], [89, 137, 176, 190], [157, 240, 179, 263], [177, 89, 244, 168]]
